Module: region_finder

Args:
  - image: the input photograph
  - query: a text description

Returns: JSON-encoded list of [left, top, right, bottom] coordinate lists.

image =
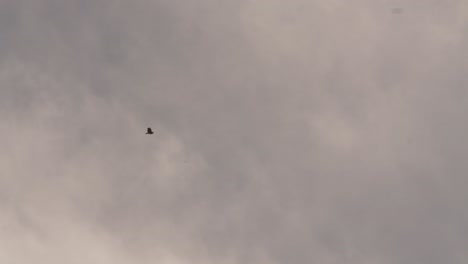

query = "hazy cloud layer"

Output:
[[1, 0, 468, 263]]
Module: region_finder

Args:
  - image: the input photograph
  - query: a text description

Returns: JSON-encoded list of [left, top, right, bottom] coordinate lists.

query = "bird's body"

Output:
[[146, 128, 154, 134]]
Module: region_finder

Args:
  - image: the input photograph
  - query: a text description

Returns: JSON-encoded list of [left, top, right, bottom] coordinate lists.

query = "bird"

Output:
[[146, 127, 154, 135]]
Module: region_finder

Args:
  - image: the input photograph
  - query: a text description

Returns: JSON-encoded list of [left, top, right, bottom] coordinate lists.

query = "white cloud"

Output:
[[1, 0, 467, 263]]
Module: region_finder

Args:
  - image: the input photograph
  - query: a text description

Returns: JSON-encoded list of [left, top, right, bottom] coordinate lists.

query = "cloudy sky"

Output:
[[1, 0, 468, 263]]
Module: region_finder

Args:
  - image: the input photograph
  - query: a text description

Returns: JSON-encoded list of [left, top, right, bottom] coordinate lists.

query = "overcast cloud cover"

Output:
[[1, 0, 468, 263]]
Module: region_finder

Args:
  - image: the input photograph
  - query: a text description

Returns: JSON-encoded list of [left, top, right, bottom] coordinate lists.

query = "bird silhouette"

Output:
[[146, 127, 154, 134]]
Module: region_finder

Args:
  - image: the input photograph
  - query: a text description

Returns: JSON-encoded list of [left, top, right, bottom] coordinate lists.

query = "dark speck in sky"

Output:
[[392, 8, 403, 14]]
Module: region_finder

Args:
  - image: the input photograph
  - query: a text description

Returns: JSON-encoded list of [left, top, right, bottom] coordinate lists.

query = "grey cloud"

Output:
[[1, 0, 468, 263]]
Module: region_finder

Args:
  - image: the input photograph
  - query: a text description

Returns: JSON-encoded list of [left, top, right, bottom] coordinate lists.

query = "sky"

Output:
[[1, 0, 468, 263]]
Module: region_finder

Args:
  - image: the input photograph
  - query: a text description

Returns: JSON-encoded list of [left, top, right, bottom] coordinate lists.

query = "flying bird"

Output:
[[146, 127, 154, 135]]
